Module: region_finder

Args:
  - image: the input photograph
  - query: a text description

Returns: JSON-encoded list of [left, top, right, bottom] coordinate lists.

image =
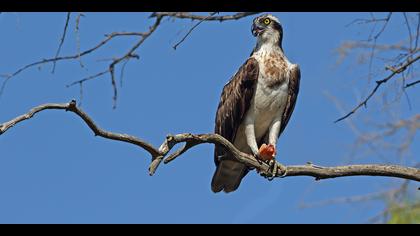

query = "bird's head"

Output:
[[251, 14, 283, 46]]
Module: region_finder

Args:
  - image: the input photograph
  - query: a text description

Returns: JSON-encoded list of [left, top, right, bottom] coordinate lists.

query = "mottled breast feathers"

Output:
[[214, 58, 259, 165]]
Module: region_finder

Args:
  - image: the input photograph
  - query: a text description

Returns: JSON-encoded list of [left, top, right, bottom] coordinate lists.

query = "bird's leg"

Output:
[[245, 121, 263, 165], [263, 118, 281, 180], [267, 158, 278, 181]]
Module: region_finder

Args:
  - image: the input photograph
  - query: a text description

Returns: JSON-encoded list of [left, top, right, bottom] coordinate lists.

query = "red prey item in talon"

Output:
[[258, 143, 276, 161]]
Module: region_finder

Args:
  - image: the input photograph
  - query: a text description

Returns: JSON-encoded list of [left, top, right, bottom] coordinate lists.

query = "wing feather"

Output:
[[214, 58, 259, 165], [279, 64, 301, 135]]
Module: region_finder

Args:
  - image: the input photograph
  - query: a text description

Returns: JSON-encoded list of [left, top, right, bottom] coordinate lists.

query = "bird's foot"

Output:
[[255, 144, 277, 178], [259, 158, 279, 181]]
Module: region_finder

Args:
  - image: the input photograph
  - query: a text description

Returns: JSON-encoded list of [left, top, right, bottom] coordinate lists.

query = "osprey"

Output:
[[211, 14, 301, 193]]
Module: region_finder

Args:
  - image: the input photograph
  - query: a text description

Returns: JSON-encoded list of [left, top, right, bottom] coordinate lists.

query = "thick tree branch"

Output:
[[0, 100, 160, 157], [1, 101, 419, 183]]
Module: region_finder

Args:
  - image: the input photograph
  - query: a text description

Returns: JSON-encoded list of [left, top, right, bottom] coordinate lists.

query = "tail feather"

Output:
[[211, 160, 248, 193]]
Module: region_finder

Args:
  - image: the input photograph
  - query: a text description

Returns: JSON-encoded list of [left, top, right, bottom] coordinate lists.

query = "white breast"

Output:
[[233, 46, 293, 152], [252, 79, 289, 139], [252, 64, 290, 139]]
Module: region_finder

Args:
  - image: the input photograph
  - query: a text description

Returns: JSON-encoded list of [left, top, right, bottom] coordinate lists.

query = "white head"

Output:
[[251, 14, 283, 48]]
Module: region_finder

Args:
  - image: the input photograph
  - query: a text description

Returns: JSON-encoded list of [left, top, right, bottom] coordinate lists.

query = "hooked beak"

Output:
[[251, 23, 264, 37]]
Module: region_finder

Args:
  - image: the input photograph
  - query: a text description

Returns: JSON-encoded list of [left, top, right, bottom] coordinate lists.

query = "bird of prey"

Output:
[[211, 14, 301, 193]]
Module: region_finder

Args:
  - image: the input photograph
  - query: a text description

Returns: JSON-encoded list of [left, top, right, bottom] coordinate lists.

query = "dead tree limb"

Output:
[[1, 100, 419, 182]]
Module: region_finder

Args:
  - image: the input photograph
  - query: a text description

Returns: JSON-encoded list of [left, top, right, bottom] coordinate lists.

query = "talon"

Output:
[[279, 168, 288, 178], [253, 152, 263, 165], [267, 159, 278, 181]]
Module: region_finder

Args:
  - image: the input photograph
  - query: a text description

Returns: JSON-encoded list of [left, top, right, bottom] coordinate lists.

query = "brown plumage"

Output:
[[211, 60, 300, 193], [211, 14, 301, 193], [280, 65, 300, 134], [212, 58, 259, 193], [264, 53, 288, 88]]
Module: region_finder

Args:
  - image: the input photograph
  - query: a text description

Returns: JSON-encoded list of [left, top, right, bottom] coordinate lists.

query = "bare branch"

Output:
[[52, 12, 71, 73], [151, 12, 260, 22], [3, 12, 258, 83], [404, 79, 420, 88], [346, 13, 393, 27], [75, 12, 85, 68], [71, 16, 162, 108], [172, 12, 217, 50], [1, 13, 259, 105], [78, 82, 83, 107], [338, 41, 413, 54], [1, 17, 161, 101], [335, 54, 420, 123], [66, 70, 108, 87], [0, 100, 160, 157], [1, 32, 138, 85], [372, 12, 392, 41], [403, 13, 413, 51], [1, 101, 420, 183], [415, 13, 420, 51]]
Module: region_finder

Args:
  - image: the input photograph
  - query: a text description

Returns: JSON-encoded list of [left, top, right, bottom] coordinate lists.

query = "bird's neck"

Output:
[[253, 39, 283, 56], [254, 34, 283, 55]]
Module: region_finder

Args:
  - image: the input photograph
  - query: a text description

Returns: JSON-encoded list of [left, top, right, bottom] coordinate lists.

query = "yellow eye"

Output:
[[263, 18, 271, 25]]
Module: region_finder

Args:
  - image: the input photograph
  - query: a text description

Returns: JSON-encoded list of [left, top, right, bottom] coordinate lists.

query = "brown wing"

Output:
[[214, 58, 259, 166], [279, 64, 301, 135]]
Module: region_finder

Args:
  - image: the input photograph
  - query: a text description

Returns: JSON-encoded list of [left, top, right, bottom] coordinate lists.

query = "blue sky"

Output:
[[0, 12, 418, 223]]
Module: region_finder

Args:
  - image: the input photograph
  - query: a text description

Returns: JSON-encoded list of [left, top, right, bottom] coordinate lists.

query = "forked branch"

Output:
[[1, 101, 419, 182], [1, 12, 260, 107], [335, 54, 420, 123]]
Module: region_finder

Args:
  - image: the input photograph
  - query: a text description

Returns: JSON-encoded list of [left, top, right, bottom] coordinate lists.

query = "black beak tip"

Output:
[[252, 29, 258, 37]]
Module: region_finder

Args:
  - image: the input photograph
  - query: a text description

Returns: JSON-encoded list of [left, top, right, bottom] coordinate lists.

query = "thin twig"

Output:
[[404, 79, 420, 88], [2, 12, 258, 105], [335, 55, 420, 123], [75, 12, 85, 68], [78, 82, 83, 107], [403, 13, 413, 52], [1, 31, 148, 99], [52, 12, 71, 73], [66, 70, 109, 87], [414, 13, 420, 51], [172, 12, 217, 50], [372, 13, 392, 41], [151, 12, 260, 22]]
